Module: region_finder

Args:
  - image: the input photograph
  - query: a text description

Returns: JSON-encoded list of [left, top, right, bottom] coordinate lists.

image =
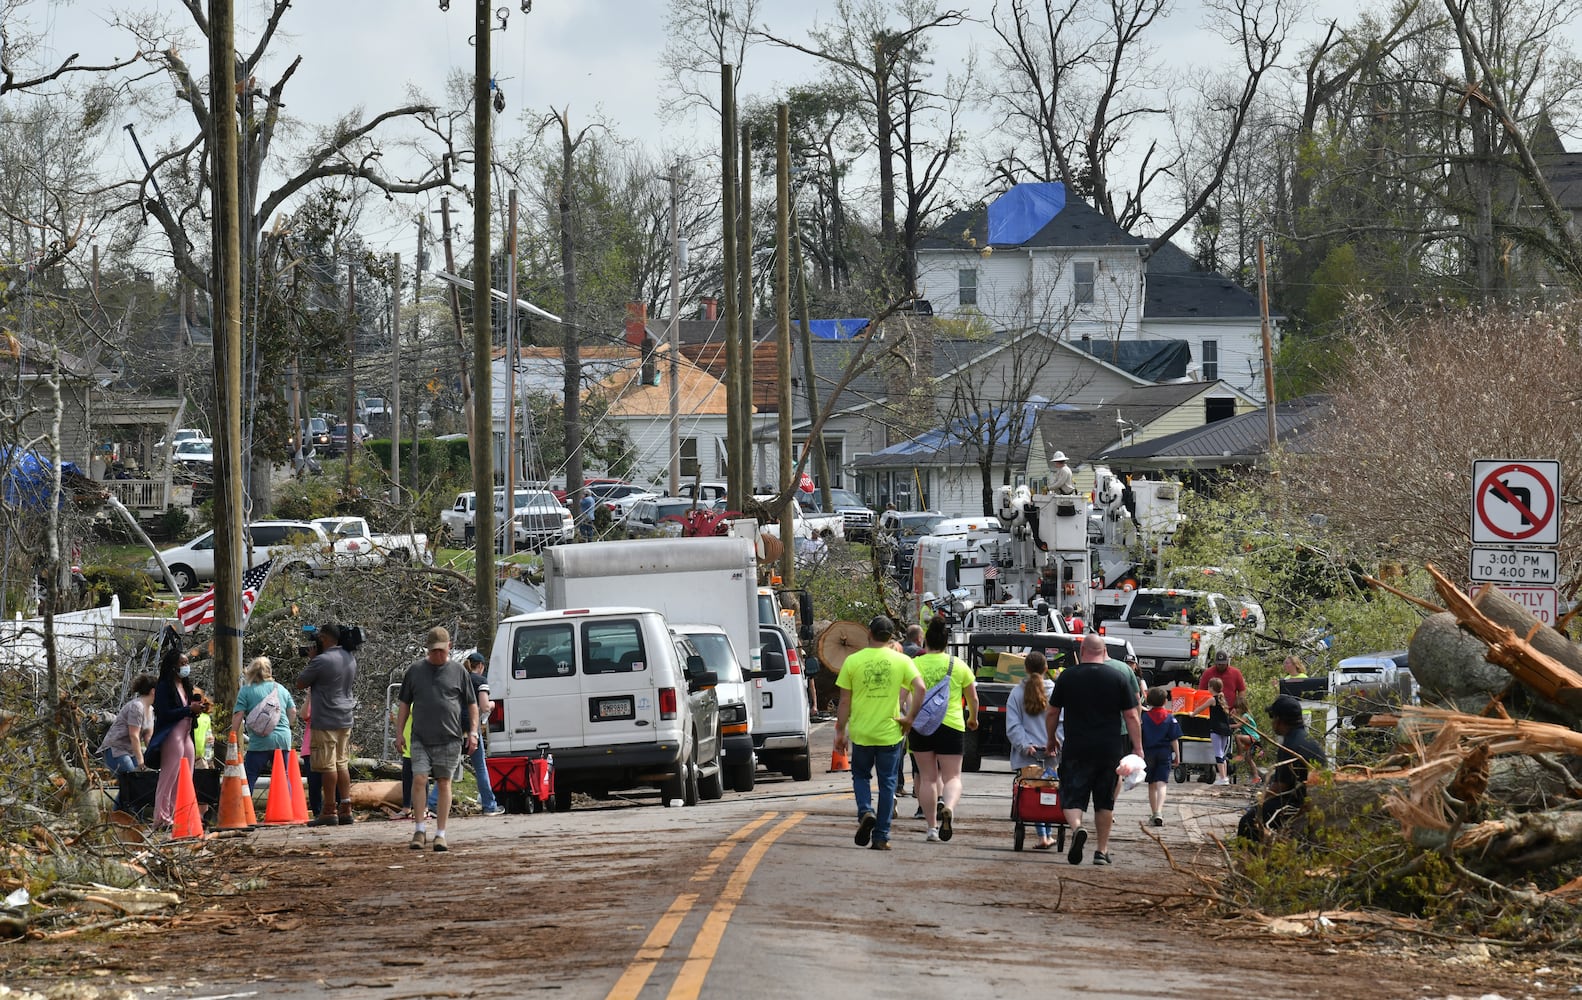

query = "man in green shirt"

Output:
[[835, 616, 925, 851]]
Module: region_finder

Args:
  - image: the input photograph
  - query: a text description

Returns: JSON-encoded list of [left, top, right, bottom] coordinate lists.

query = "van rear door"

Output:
[[494, 619, 583, 752], [578, 616, 662, 747]]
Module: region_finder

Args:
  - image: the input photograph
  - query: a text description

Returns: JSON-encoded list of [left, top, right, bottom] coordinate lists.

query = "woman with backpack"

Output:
[[231, 657, 299, 791], [909, 617, 979, 843]]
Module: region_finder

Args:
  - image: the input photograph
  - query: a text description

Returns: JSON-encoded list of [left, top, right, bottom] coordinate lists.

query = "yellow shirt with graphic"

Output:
[[836, 646, 921, 747]]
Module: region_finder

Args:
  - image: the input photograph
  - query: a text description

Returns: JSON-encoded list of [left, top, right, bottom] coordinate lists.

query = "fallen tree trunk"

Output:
[[1472, 584, 1582, 678]]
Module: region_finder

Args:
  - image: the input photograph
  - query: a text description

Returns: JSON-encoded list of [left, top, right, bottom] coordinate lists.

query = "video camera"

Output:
[[298, 623, 367, 658]]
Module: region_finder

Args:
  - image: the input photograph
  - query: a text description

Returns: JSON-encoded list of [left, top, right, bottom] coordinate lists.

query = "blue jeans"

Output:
[[103, 747, 137, 810], [850, 739, 904, 844], [243, 748, 276, 791], [427, 741, 496, 812]]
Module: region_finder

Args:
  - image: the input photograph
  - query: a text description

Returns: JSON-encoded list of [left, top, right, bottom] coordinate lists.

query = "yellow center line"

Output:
[[603, 812, 780, 1000], [665, 812, 807, 1000]]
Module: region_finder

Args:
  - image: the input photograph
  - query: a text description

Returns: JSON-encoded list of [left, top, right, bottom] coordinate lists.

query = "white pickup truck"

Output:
[[1101, 588, 1264, 684], [312, 516, 432, 568], [753, 496, 844, 541]]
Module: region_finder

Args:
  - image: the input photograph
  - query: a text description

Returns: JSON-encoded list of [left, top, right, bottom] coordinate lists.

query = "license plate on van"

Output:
[[592, 696, 635, 721]]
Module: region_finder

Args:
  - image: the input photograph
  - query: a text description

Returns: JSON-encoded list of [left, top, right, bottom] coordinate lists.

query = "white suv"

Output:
[[146, 520, 331, 591]]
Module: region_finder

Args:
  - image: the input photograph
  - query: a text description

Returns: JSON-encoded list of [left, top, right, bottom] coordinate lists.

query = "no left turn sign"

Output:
[[1471, 459, 1561, 546]]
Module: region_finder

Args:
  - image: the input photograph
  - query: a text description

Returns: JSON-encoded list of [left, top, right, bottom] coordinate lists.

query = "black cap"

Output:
[[466, 650, 487, 664], [1268, 694, 1304, 723], [868, 615, 896, 641]]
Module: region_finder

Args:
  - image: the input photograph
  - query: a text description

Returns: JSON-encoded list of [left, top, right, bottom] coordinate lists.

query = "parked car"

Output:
[[753, 616, 813, 782], [622, 497, 701, 537], [551, 477, 627, 504], [156, 427, 207, 451], [506, 491, 576, 550], [677, 481, 728, 504], [145, 520, 332, 591], [294, 417, 331, 452], [672, 623, 757, 793], [485, 608, 722, 809], [326, 423, 365, 456], [312, 516, 432, 568], [171, 438, 214, 464], [797, 487, 876, 541], [874, 509, 947, 588]]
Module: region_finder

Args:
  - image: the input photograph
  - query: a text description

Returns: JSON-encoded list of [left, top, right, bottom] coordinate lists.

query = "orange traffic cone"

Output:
[[285, 750, 310, 824], [172, 759, 205, 839], [217, 734, 257, 830], [828, 744, 850, 772], [262, 749, 298, 825]]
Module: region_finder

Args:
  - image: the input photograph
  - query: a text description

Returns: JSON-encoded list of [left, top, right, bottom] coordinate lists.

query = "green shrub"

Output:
[[82, 565, 155, 609]]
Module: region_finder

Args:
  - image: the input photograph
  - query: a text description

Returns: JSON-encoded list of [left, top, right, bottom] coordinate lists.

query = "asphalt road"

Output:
[[13, 723, 1559, 1000]]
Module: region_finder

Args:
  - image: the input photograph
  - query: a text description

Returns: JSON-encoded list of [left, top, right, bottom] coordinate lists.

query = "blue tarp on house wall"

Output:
[[0, 446, 83, 508], [988, 183, 1066, 245]]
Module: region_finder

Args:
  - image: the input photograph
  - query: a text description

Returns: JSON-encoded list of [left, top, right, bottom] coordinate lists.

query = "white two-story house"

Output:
[[913, 183, 1271, 401]]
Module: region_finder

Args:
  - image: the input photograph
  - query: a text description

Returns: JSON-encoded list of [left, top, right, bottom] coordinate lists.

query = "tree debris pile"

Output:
[[1220, 563, 1582, 949]]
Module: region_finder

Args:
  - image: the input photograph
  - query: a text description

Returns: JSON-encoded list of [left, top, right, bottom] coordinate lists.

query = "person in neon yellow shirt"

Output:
[[910, 617, 979, 842], [835, 616, 925, 852]]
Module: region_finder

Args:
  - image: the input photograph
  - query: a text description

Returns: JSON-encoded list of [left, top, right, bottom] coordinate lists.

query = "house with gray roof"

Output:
[[913, 183, 1273, 401], [1098, 394, 1332, 483]]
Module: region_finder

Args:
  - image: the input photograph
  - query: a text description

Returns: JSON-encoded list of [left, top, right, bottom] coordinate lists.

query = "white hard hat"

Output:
[[1052, 450, 1068, 462], [922, 592, 936, 603]]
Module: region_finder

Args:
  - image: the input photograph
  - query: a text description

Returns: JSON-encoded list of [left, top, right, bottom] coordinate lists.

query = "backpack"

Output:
[[246, 684, 282, 738], [911, 660, 957, 737]]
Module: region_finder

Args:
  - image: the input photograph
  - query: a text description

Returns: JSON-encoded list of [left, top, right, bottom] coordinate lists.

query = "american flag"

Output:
[[983, 565, 999, 580], [177, 559, 276, 633]]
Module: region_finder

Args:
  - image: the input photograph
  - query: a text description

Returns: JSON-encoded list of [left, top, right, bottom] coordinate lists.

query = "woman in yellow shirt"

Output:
[[910, 618, 979, 842]]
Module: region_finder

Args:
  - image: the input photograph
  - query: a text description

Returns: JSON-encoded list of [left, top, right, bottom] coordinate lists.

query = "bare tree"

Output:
[[660, 0, 764, 119]]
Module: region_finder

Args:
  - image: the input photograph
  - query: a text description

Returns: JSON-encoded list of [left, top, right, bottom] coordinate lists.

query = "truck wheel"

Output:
[[727, 755, 756, 793], [684, 752, 700, 806], [790, 754, 812, 782], [699, 763, 725, 801], [962, 726, 982, 773]]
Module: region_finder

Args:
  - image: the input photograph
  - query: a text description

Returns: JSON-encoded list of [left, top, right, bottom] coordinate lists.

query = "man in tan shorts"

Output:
[[296, 623, 358, 826]]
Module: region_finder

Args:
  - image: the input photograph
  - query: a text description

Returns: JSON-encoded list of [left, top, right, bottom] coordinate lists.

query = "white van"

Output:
[[673, 623, 756, 793], [754, 589, 812, 782], [487, 608, 723, 810]]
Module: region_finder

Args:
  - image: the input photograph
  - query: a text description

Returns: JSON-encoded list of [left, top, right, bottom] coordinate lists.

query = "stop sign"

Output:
[[798, 471, 815, 493]]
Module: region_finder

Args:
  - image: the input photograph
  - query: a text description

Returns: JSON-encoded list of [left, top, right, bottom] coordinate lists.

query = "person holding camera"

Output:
[[396, 627, 479, 852], [296, 623, 358, 827]]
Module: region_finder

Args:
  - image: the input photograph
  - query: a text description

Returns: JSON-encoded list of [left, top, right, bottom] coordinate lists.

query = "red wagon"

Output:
[[1010, 773, 1067, 852], [487, 746, 557, 813]]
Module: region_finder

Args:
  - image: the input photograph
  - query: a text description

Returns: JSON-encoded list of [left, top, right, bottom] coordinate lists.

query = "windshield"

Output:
[[178, 440, 212, 456], [681, 631, 742, 683], [893, 514, 943, 537], [656, 500, 697, 519], [828, 488, 864, 508], [1127, 592, 1213, 624]]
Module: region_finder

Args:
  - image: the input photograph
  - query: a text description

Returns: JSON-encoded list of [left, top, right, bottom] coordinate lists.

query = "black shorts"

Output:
[[909, 725, 964, 755], [1057, 753, 1119, 812]]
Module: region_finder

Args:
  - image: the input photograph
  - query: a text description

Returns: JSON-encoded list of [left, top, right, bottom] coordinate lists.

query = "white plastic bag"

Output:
[[1116, 753, 1147, 792]]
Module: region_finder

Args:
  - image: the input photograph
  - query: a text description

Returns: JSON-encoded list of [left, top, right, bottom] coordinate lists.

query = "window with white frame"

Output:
[[957, 268, 977, 306], [1200, 339, 1219, 381], [1073, 260, 1096, 305]]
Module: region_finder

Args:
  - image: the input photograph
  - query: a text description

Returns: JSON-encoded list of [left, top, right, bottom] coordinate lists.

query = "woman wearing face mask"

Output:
[[147, 646, 201, 828]]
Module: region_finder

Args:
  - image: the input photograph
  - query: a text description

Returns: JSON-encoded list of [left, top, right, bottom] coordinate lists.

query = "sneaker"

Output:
[[307, 814, 339, 828], [1092, 851, 1111, 866], [409, 830, 426, 850], [855, 811, 876, 847], [1151, 814, 1164, 827], [338, 814, 355, 826], [912, 807, 925, 820], [868, 839, 891, 851], [936, 800, 945, 822], [1067, 828, 1087, 866], [925, 828, 941, 842], [482, 806, 507, 816], [1213, 777, 1230, 786], [938, 805, 954, 842], [431, 836, 449, 853]]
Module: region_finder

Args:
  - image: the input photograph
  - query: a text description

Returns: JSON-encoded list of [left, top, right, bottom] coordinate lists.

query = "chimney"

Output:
[[624, 302, 648, 347], [700, 297, 718, 321], [641, 334, 659, 387]]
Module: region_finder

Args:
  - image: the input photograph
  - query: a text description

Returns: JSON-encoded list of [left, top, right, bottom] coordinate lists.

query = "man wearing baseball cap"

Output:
[[834, 616, 925, 851], [395, 626, 479, 852], [1198, 650, 1247, 712], [1237, 694, 1326, 840]]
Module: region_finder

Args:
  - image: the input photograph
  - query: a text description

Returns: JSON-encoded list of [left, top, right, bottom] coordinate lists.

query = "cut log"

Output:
[[348, 780, 402, 809], [1409, 613, 1579, 725], [1472, 584, 1582, 678]]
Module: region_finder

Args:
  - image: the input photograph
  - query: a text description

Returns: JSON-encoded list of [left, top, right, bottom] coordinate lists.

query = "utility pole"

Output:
[[412, 220, 425, 489], [439, 196, 473, 459], [208, 0, 245, 712], [1257, 237, 1276, 454], [390, 252, 401, 505], [503, 189, 518, 557], [345, 262, 358, 492], [667, 166, 682, 497], [792, 209, 832, 512], [471, 0, 497, 634], [775, 104, 795, 588], [720, 65, 742, 510], [738, 128, 755, 495]]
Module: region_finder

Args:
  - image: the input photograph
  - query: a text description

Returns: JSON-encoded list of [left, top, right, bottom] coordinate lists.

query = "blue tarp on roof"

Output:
[[1, 446, 83, 508], [988, 183, 1066, 246], [862, 398, 1069, 461], [795, 319, 870, 340]]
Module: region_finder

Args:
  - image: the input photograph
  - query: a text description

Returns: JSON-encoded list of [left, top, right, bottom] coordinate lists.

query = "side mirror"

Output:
[[686, 654, 708, 675], [761, 650, 788, 681], [688, 669, 718, 692]]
